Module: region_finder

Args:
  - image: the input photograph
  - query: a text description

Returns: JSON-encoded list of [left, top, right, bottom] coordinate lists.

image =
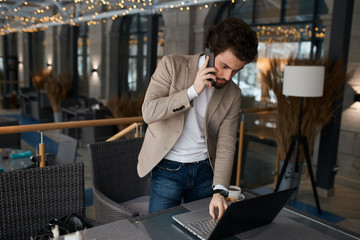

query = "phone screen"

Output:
[[205, 48, 215, 86]]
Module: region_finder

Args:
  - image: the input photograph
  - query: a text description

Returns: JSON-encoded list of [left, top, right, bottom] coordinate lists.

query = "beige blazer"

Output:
[[138, 53, 241, 188]]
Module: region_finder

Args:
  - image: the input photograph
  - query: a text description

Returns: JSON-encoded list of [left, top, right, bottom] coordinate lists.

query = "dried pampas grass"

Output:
[[31, 69, 52, 92], [262, 58, 347, 162], [31, 68, 72, 113], [44, 70, 72, 113], [106, 93, 144, 130]]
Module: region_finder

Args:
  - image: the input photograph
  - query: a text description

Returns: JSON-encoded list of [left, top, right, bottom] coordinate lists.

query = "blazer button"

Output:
[[173, 109, 176, 112]]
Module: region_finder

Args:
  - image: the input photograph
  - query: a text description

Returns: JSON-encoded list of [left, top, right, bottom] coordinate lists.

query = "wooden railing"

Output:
[[1, 108, 278, 187], [106, 122, 143, 141], [0, 116, 143, 167], [0, 117, 142, 134], [0, 80, 25, 84]]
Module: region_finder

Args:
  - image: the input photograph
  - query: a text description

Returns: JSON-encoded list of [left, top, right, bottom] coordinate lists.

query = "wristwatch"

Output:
[[212, 189, 229, 198]]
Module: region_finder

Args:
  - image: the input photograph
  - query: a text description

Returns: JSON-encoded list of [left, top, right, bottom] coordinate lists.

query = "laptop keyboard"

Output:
[[188, 218, 218, 237]]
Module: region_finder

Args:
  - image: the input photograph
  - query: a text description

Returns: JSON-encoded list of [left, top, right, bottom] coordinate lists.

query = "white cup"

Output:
[[227, 185, 245, 202]]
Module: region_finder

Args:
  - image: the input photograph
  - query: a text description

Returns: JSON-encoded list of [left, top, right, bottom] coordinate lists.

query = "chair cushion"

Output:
[[122, 195, 150, 216]]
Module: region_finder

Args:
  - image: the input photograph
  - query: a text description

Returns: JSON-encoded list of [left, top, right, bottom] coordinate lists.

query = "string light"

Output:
[[0, 0, 326, 40], [254, 24, 326, 43]]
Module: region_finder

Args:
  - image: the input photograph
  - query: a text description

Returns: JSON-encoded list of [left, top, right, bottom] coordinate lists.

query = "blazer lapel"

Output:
[[205, 84, 227, 123]]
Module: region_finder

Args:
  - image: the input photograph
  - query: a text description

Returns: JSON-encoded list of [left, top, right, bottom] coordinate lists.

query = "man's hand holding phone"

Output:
[[193, 50, 217, 95], [205, 48, 215, 86]]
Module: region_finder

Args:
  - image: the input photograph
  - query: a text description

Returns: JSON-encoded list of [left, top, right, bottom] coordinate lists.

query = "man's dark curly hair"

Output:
[[204, 17, 258, 63]]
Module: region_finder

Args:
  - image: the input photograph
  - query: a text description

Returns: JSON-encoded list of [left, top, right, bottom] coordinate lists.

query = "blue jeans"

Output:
[[149, 159, 213, 213]]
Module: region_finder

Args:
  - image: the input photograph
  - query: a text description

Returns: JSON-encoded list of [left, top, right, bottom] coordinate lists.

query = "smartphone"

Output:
[[205, 48, 215, 86]]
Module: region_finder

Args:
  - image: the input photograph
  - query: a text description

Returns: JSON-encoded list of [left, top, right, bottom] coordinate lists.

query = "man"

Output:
[[138, 17, 258, 220]]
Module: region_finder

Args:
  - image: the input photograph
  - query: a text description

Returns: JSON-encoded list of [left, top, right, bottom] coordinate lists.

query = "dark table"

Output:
[[59, 192, 360, 240], [61, 107, 114, 143], [61, 107, 88, 121], [0, 148, 35, 172], [61, 107, 88, 139]]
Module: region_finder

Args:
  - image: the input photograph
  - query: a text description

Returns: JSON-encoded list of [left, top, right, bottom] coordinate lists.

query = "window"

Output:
[[128, 15, 147, 93], [221, 0, 329, 105], [120, 14, 164, 97], [77, 23, 90, 97]]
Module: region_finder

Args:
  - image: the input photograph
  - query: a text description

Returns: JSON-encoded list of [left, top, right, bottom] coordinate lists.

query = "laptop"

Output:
[[172, 188, 296, 240]]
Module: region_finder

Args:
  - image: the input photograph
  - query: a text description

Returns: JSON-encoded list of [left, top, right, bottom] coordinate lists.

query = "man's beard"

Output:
[[213, 78, 229, 89]]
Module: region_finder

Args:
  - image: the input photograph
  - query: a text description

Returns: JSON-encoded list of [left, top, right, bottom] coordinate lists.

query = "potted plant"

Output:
[[32, 69, 72, 122], [106, 93, 144, 137], [44, 71, 72, 122]]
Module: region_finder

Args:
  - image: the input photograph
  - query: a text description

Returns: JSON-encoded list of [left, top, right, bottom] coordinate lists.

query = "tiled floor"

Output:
[[1, 108, 359, 236], [243, 141, 360, 235], [296, 179, 360, 235]]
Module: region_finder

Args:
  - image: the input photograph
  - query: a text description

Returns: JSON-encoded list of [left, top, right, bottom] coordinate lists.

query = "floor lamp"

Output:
[[274, 66, 325, 215]]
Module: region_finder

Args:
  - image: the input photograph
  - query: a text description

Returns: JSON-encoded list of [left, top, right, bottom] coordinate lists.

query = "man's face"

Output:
[[213, 48, 247, 89]]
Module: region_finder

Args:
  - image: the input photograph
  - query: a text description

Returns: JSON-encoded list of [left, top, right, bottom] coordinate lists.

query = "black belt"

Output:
[[163, 158, 209, 165]]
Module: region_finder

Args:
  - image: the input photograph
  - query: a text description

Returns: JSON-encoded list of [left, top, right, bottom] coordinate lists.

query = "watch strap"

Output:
[[212, 189, 229, 198]]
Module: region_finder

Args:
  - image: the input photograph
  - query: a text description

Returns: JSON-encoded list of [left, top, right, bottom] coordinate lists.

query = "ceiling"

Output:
[[0, 0, 225, 35]]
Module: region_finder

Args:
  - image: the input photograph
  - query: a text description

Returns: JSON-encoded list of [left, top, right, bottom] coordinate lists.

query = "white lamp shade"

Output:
[[283, 66, 325, 97]]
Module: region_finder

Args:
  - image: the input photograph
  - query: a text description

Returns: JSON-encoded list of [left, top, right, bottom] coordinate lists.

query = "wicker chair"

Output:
[[0, 163, 86, 240], [87, 137, 151, 223]]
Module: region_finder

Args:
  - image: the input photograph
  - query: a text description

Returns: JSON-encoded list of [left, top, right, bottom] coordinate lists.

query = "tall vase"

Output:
[[53, 112, 62, 122], [278, 160, 303, 200]]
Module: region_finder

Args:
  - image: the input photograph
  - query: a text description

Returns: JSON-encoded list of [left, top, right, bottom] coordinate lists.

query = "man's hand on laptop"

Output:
[[209, 193, 229, 220]]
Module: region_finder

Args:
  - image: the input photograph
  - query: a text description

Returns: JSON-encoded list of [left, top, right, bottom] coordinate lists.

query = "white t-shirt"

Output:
[[164, 55, 213, 162]]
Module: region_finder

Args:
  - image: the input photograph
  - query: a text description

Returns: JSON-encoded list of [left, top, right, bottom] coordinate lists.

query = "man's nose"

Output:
[[224, 70, 232, 81]]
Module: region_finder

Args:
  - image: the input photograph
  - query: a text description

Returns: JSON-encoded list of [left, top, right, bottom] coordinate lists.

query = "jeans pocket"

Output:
[[156, 159, 182, 172]]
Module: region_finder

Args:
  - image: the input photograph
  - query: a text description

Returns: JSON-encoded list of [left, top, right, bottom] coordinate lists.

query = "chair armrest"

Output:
[[93, 188, 139, 224]]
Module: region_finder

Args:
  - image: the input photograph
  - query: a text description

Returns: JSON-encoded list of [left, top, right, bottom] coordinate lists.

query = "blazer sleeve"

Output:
[[142, 55, 192, 124], [212, 89, 242, 188]]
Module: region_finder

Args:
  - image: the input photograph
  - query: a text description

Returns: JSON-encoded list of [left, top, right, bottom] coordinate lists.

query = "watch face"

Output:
[[221, 190, 229, 198]]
